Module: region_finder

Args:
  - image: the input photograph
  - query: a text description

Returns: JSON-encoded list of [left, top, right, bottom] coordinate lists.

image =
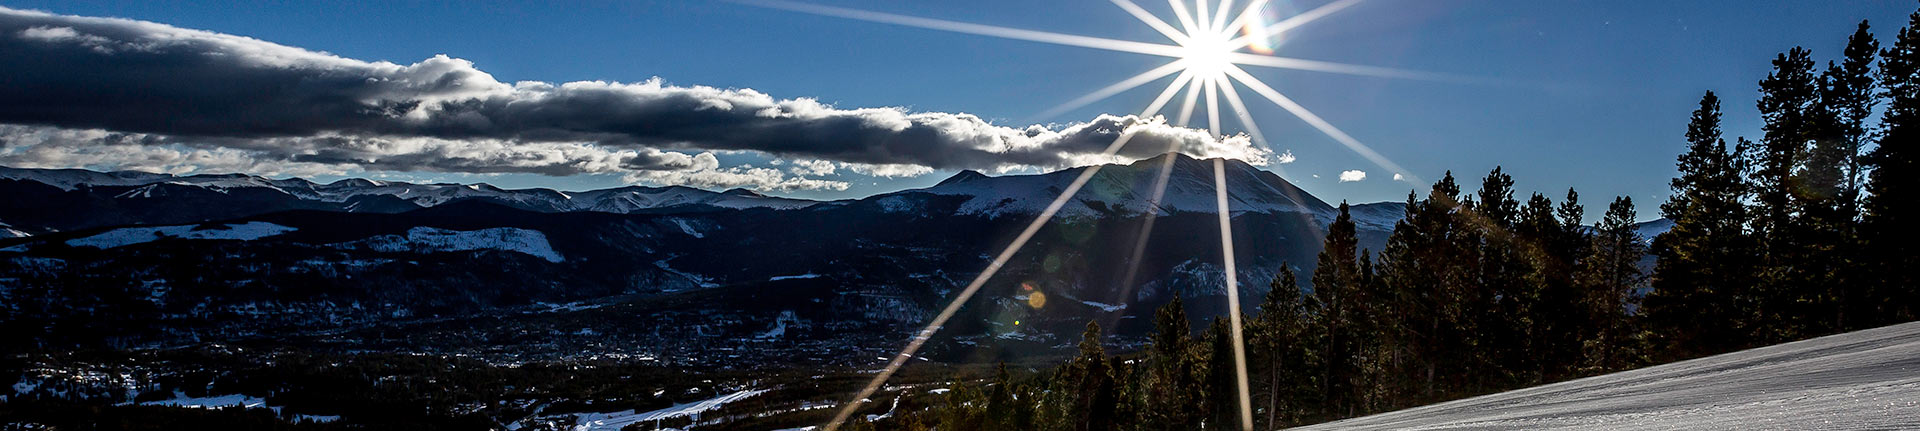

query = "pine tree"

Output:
[[1577, 197, 1646, 371], [1252, 265, 1316, 428], [1801, 21, 1881, 332], [1864, 7, 1920, 324], [1311, 202, 1368, 416], [1071, 321, 1116, 431], [1379, 173, 1469, 400], [1753, 46, 1823, 342], [1201, 319, 1244, 430], [1143, 299, 1203, 430], [1473, 167, 1535, 386], [984, 363, 1019, 431], [1518, 192, 1581, 378], [1647, 91, 1757, 355]]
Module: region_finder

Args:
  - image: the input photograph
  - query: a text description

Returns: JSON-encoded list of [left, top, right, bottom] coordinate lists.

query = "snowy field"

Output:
[[1293, 321, 1920, 430]]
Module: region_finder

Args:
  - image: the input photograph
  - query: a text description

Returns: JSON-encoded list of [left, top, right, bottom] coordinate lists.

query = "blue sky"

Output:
[[4, 0, 1913, 218]]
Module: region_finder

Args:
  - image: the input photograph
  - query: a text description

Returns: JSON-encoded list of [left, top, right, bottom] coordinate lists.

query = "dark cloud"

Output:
[[0, 6, 1269, 185]]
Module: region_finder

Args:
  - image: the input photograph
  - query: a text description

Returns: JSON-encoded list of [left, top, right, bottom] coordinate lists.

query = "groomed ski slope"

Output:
[[1292, 321, 1920, 430]]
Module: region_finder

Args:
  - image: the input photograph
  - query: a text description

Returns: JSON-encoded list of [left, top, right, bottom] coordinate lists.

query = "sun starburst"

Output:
[[728, 2, 1446, 430]]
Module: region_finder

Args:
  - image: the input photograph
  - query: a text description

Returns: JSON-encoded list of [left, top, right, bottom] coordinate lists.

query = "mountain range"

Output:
[[0, 154, 1648, 365]]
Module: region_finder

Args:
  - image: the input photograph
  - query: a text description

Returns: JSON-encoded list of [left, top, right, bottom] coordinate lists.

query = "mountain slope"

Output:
[[887, 153, 1332, 218], [1294, 321, 1920, 430]]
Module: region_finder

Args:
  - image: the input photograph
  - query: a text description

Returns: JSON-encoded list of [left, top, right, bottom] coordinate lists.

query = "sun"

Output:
[[1181, 30, 1235, 77]]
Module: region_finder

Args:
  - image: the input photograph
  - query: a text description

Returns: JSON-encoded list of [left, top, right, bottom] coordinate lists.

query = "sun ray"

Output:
[[1212, 0, 1239, 34], [1227, 53, 1469, 81], [738, 0, 1462, 84], [1144, 70, 1199, 116], [1224, 64, 1421, 184], [1225, 0, 1366, 49], [821, 132, 1140, 431], [1205, 74, 1223, 135], [1111, 0, 1191, 44], [1215, 75, 1267, 147], [1195, 0, 1214, 35], [1212, 158, 1254, 431], [1168, 0, 1201, 35], [1035, 60, 1189, 121], [733, 0, 1186, 58], [1176, 75, 1205, 126], [1219, 0, 1272, 40], [1117, 148, 1181, 295]]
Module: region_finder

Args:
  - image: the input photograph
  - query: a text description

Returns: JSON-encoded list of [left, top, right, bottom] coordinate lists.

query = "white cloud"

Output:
[[0, 6, 1276, 191], [621, 152, 848, 191], [1393, 173, 1405, 181], [785, 159, 837, 176], [1274, 150, 1296, 164], [840, 162, 936, 178], [1339, 170, 1367, 182]]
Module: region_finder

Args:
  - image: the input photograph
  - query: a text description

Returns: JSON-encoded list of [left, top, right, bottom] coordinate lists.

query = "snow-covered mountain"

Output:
[[0, 165, 819, 215], [865, 153, 1334, 219]]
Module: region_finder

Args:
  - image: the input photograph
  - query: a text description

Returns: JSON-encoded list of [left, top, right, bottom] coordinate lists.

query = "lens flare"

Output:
[[1242, 6, 1280, 54]]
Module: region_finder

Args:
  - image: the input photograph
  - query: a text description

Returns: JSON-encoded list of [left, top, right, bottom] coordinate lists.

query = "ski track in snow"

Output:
[[1294, 321, 1920, 430], [567, 388, 768, 431], [66, 222, 296, 249]]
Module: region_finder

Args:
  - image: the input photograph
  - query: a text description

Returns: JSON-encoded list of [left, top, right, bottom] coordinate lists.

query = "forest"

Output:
[[842, 7, 1920, 431]]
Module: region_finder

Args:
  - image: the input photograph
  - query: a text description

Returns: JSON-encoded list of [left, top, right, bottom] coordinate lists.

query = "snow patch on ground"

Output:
[[335, 227, 563, 262], [566, 388, 769, 431], [770, 273, 821, 281], [666, 218, 706, 238], [137, 392, 271, 410], [295, 414, 341, 423], [66, 222, 296, 249], [1295, 321, 1920, 430]]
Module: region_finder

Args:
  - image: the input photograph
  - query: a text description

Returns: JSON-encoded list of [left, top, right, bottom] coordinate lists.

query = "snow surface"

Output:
[[335, 227, 564, 262], [566, 388, 768, 431], [770, 273, 822, 281], [137, 392, 271, 410], [66, 222, 296, 249], [1294, 321, 1920, 430]]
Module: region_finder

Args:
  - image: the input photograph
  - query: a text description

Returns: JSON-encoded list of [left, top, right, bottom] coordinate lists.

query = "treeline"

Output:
[[848, 8, 1920, 431]]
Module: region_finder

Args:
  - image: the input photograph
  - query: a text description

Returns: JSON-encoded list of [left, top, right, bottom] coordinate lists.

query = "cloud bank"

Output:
[[0, 6, 1272, 190]]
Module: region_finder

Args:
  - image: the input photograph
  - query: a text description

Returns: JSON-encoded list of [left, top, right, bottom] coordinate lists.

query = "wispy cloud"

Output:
[[0, 6, 1272, 190]]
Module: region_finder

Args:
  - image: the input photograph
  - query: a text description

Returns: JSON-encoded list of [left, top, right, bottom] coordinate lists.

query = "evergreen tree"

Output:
[[1473, 167, 1535, 386], [1518, 192, 1581, 378], [1201, 319, 1243, 430], [1142, 299, 1203, 430], [1379, 173, 1469, 400], [984, 364, 1019, 431], [1802, 21, 1881, 332], [1648, 91, 1757, 355], [1310, 202, 1368, 416], [1753, 46, 1823, 342], [1864, 7, 1920, 324], [1071, 321, 1116, 431], [1251, 265, 1317, 428], [1577, 197, 1646, 371]]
